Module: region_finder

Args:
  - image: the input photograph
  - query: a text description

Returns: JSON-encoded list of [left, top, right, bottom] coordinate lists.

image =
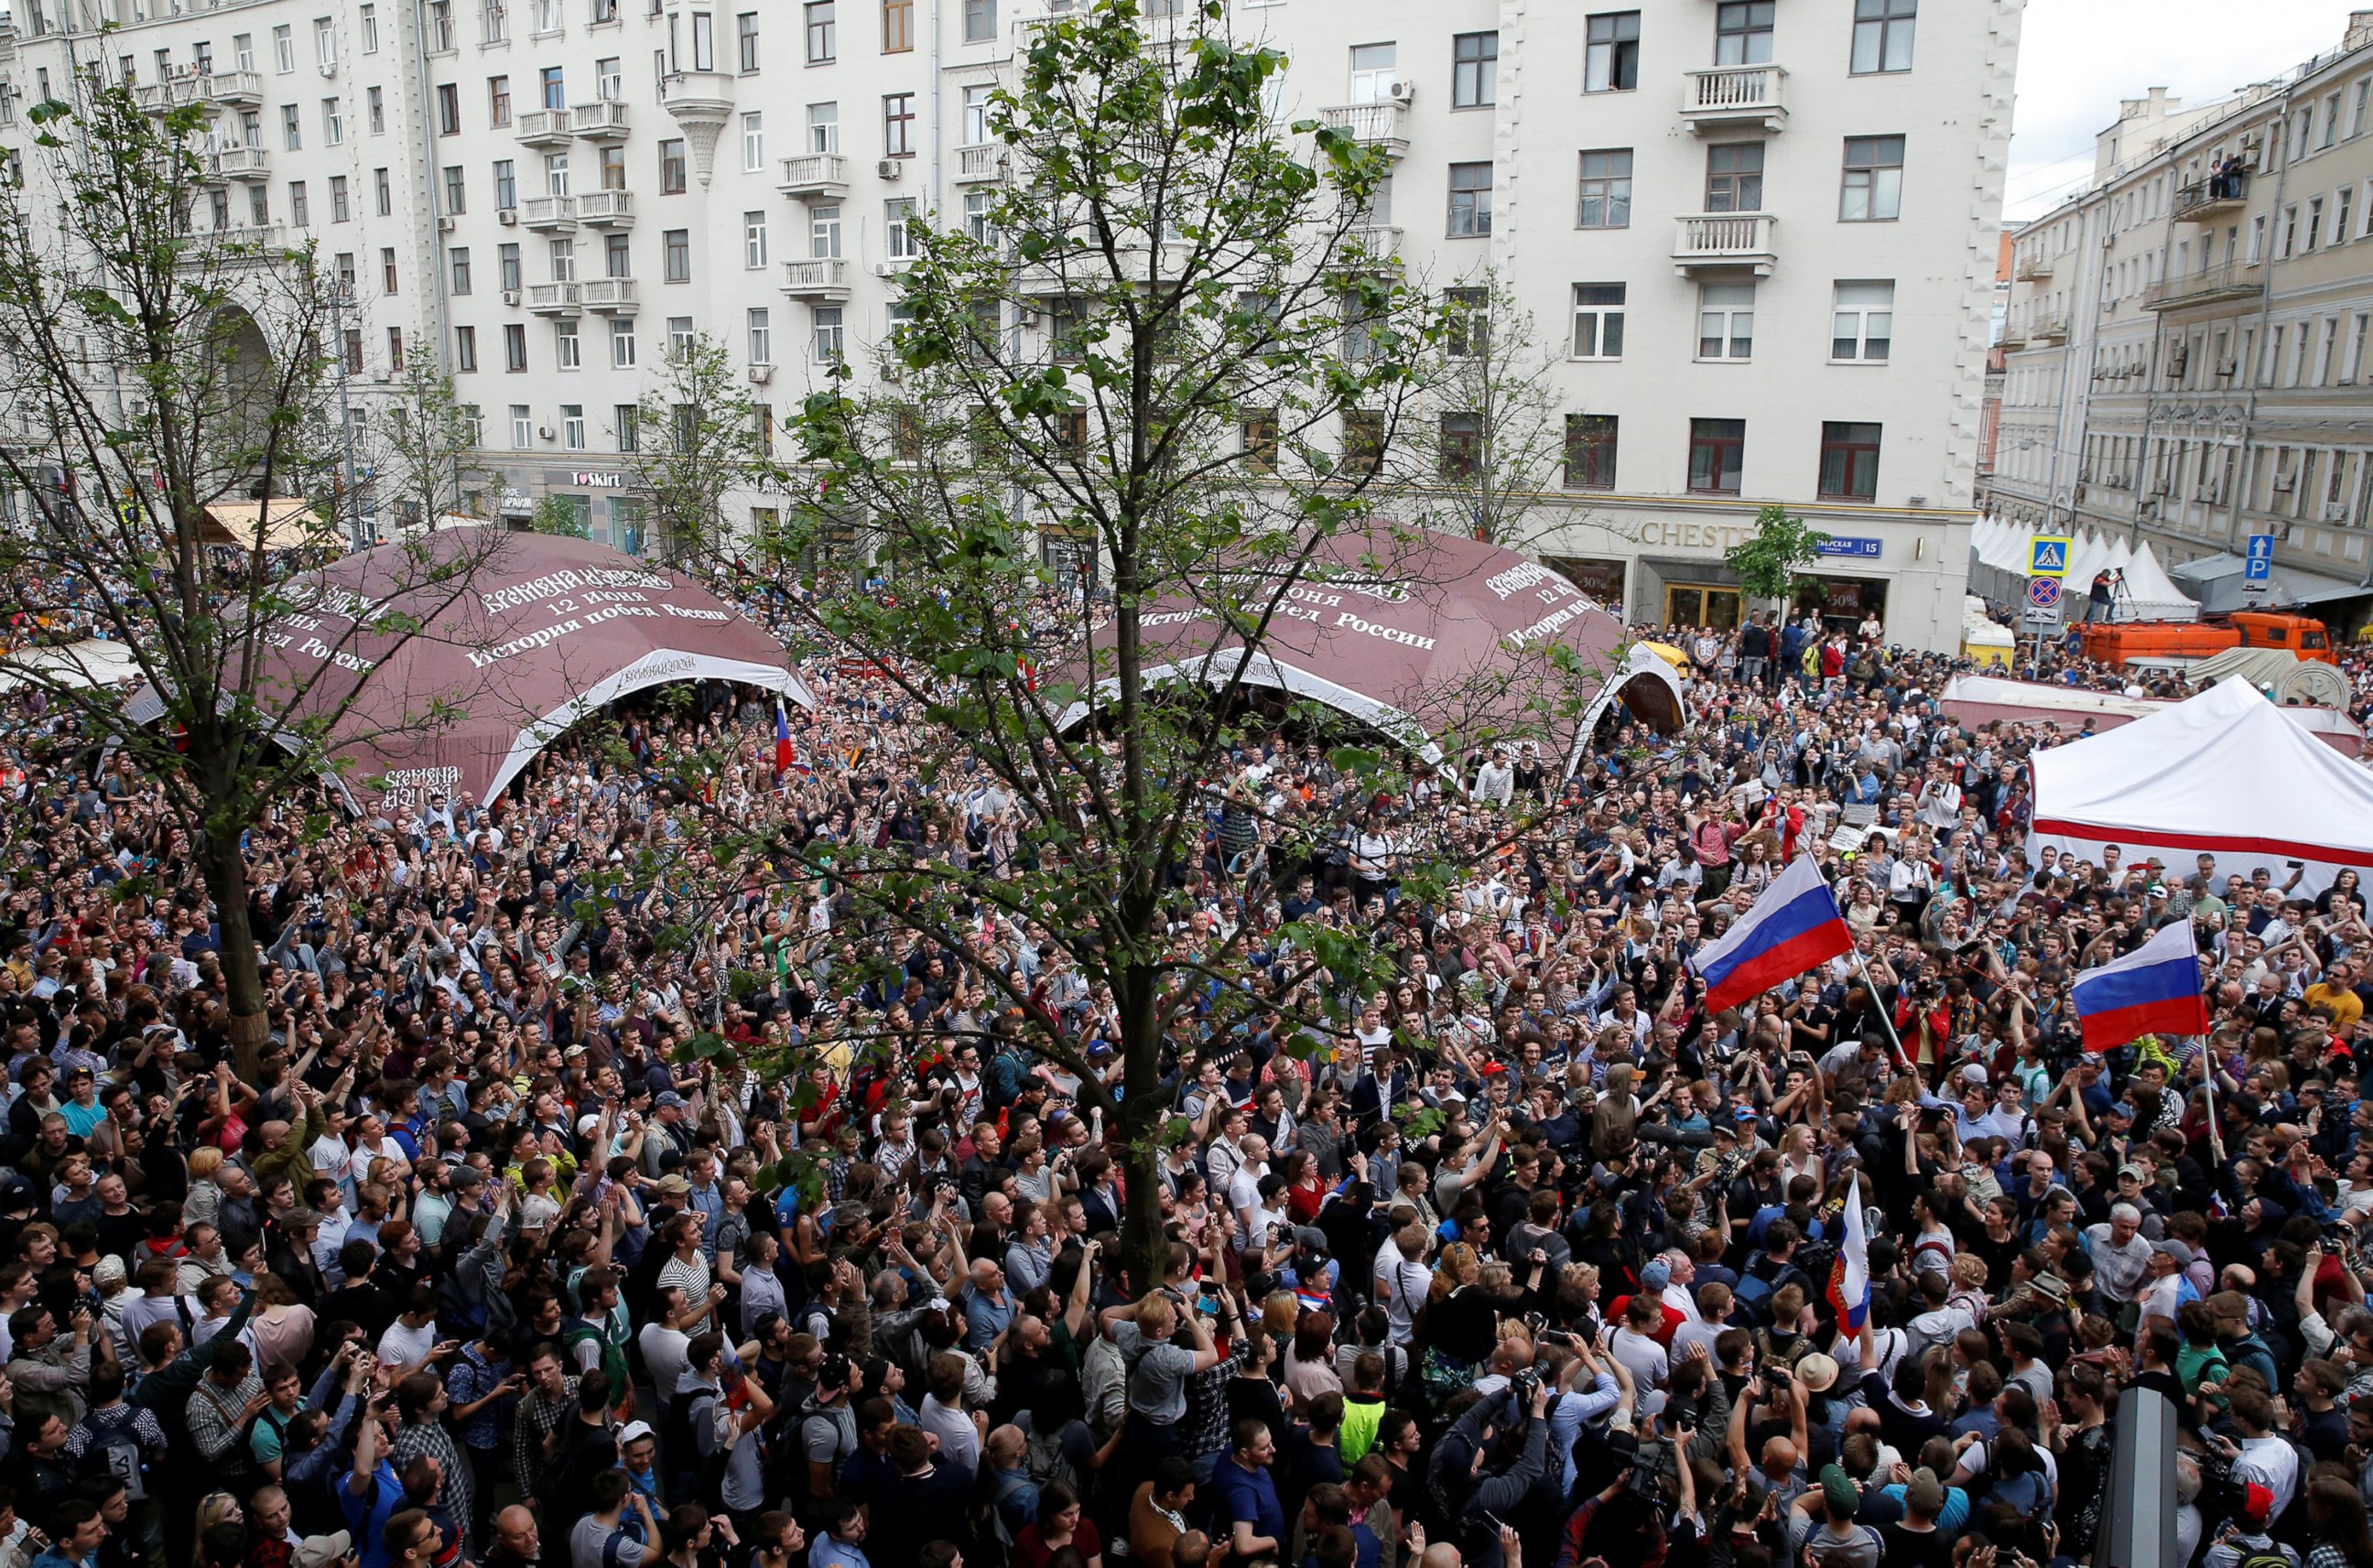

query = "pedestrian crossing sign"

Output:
[[2028, 535, 2072, 578]]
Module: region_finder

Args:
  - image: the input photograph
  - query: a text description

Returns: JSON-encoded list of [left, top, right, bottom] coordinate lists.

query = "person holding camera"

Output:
[[1425, 1379, 1552, 1568]]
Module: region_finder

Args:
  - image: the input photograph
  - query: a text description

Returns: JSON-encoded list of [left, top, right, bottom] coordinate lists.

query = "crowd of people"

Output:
[[8, 570, 2373, 1568]]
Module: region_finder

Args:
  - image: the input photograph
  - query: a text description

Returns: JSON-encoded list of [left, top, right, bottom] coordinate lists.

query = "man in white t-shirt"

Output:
[[1605, 1294, 1670, 1420]]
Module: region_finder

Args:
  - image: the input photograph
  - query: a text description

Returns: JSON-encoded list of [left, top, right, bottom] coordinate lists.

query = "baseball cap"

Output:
[[1959, 1064, 1988, 1087], [450, 1167, 487, 1190], [294, 1532, 354, 1568], [2239, 1482, 2276, 1523], [617, 1421, 656, 1444], [1640, 1260, 1673, 1293], [653, 1173, 690, 1198], [2152, 1239, 2195, 1268], [656, 1090, 688, 1108], [1818, 1464, 1859, 1515], [818, 1352, 854, 1390], [1905, 1471, 1945, 1518], [2117, 1164, 2146, 1183]]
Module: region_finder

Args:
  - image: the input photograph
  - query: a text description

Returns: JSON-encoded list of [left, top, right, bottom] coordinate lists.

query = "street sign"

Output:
[[2245, 534, 2274, 581], [2028, 535, 2073, 578], [2026, 577, 2062, 611], [2022, 604, 2064, 629]]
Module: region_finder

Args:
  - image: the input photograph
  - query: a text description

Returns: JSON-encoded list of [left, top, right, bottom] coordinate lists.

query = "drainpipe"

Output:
[[2227, 86, 2294, 559], [927, 0, 940, 219]]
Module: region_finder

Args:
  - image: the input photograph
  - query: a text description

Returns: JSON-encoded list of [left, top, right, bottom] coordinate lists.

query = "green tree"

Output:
[[528, 493, 591, 538], [1724, 503, 1831, 600], [373, 353, 491, 535], [0, 66, 497, 1076], [623, 330, 765, 568]]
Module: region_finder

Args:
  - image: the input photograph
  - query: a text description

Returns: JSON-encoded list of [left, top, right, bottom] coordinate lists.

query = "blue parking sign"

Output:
[[2245, 535, 2273, 581]]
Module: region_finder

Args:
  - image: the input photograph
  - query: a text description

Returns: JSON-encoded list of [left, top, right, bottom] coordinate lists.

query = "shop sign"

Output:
[[572, 471, 626, 489], [498, 487, 534, 516], [1815, 536, 1883, 559]]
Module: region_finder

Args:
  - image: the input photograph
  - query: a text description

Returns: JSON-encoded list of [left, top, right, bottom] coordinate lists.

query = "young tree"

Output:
[[739, 0, 1598, 1285], [1725, 503, 1831, 602], [371, 353, 491, 535], [528, 493, 592, 538], [0, 68, 498, 1076], [623, 330, 766, 568]]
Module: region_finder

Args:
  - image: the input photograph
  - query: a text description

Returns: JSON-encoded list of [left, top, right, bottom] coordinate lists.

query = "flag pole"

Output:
[[1853, 944, 1909, 1064]]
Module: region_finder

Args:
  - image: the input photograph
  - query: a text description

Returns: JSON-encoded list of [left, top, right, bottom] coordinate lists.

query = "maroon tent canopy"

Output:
[[131, 527, 812, 816], [1058, 530, 1683, 770]]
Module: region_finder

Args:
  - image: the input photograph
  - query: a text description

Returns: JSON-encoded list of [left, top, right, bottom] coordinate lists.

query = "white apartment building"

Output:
[[1990, 14, 2373, 617], [0, 0, 2018, 649]]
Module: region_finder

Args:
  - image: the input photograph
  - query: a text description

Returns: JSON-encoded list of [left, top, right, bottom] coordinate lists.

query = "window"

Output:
[[738, 13, 759, 70], [2357, 80, 2372, 139], [883, 0, 911, 52], [2326, 92, 2343, 149], [601, 147, 625, 190], [274, 24, 296, 72], [250, 186, 272, 226], [316, 17, 340, 70], [1818, 421, 1881, 501], [691, 13, 716, 70], [282, 104, 302, 150], [1577, 150, 1632, 229], [500, 243, 522, 290], [963, 0, 993, 43], [1840, 135, 1905, 222], [235, 36, 256, 70], [747, 307, 772, 364], [454, 325, 478, 373], [504, 324, 529, 371], [665, 229, 691, 280], [2338, 187, 2357, 245], [1443, 287, 1488, 358], [743, 211, 768, 267], [597, 58, 621, 99], [1565, 415, 1618, 490], [512, 405, 533, 448], [885, 198, 917, 258], [388, 327, 405, 369], [330, 176, 351, 222], [382, 247, 400, 292], [562, 405, 586, 449], [488, 75, 511, 126], [742, 112, 764, 170], [368, 86, 385, 134], [493, 159, 517, 209], [1570, 284, 1625, 358], [809, 103, 840, 152], [540, 66, 564, 110], [605, 232, 630, 276], [1716, 1, 1772, 65], [806, 1, 836, 62], [965, 191, 999, 246], [668, 317, 697, 355], [546, 152, 570, 196], [1688, 417, 1745, 494], [611, 319, 636, 368], [614, 406, 639, 453], [2307, 196, 2325, 252], [361, 5, 378, 51], [660, 140, 687, 193], [1343, 411, 1386, 479], [1439, 414, 1481, 481], [1585, 12, 1640, 93], [450, 246, 472, 293], [883, 92, 916, 157], [289, 180, 309, 225], [1697, 282, 1754, 359], [430, 167, 460, 217], [810, 204, 842, 258], [1831, 280, 1893, 361], [482, 0, 508, 42], [1451, 32, 1497, 109], [324, 96, 345, 144], [557, 322, 580, 370], [535, 0, 559, 30], [1243, 411, 1279, 471], [962, 84, 992, 145], [814, 304, 845, 361], [1850, 0, 1915, 74], [343, 329, 365, 375], [1447, 162, 1492, 236], [1705, 143, 1764, 213], [545, 237, 576, 284], [1349, 43, 1397, 103]]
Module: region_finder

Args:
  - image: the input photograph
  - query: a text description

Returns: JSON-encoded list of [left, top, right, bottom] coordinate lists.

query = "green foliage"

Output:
[[528, 494, 591, 538], [1724, 503, 1831, 600]]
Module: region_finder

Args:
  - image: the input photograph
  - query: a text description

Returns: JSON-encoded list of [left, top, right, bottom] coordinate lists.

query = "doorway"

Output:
[[1664, 583, 1741, 631]]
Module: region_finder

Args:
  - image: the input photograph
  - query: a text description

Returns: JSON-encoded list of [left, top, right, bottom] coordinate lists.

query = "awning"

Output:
[[0, 638, 143, 694], [200, 499, 327, 552], [2168, 551, 2368, 615]]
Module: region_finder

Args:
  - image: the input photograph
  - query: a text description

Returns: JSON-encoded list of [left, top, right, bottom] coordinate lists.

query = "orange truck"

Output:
[[2076, 611, 2336, 666]]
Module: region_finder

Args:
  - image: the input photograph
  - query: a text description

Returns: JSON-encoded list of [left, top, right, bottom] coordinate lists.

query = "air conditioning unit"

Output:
[[498, 209, 519, 225], [2325, 502, 2351, 522], [2216, 358, 2237, 377], [876, 158, 903, 180], [319, 60, 338, 78], [537, 425, 555, 440], [746, 362, 773, 384], [502, 288, 521, 305], [2274, 474, 2296, 492], [1387, 79, 1415, 103], [438, 215, 457, 232]]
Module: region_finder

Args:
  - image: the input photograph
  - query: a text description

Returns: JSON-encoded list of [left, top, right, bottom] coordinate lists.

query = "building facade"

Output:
[[0, 0, 2018, 649], [1990, 14, 2373, 615]]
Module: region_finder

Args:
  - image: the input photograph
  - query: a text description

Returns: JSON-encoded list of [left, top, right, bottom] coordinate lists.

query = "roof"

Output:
[[200, 499, 328, 552]]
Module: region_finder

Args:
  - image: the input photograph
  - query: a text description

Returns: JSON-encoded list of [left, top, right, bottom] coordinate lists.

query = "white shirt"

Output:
[[1606, 1325, 1669, 1416], [639, 1323, 692, 1414], [2235, 1433, 2302, 1519], [376, 1317, 438, 1371]]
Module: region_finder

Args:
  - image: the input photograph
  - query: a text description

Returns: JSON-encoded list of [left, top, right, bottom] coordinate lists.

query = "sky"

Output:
[[2007, 0, 2364, 221]]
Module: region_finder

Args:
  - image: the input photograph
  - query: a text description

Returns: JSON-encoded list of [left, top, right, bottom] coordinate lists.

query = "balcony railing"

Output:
[[521, 194, 578, 229], [2143, 257, 2265, 311], [135, 75, 202, 114], [951, 143, 1009, 184], [211, 146, 270, 181], [1671, 212, 1778, 275], [1317, 100, 1411, 156], [780, 257, 851, 297], [2028, 310, 2069, 341], [776, 153, 851, 198], [580, 278, 638, 313], [2014, 255, 2051, 282], [2174, 169, 2251, 222], [571, 100, 629, 139], [575, 189, 633, 227], [526, 281, 581, 313], [203, 70, 264, 105], [515, 109, 572, 146], [1680, 64, 1788, 133]]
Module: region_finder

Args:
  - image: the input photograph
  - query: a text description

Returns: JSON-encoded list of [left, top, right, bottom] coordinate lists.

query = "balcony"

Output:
[[2143, 257, 2265, 311], [1671, 212, 1777, 276], [951, 144, 1010, 185], [2014, 255, 2052, 282], [580, 278, 638, 314], [515, 109, 572, 147], [2174, 169, 2251, 222], [661, 71, 737, 186], [203, 70, 264, 107], [1998, 327, 2029, 351], [526, 281, 581, 314], [1680, 65, 1788, 135], [776, 153, 850, 200], [2029, 311, 2069, 342], [575, 189, 634, 228], [780, 257, 851, 299], [571, 100, 630, 140], [211, 146, 270, 182], [521, 195, 578, 231], [135, 75, 202, 114], [1317, 100, 1411, 157]]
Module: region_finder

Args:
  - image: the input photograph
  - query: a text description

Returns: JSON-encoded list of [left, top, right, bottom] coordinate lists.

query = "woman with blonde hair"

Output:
[[1416, 1241, 1496, 1400]]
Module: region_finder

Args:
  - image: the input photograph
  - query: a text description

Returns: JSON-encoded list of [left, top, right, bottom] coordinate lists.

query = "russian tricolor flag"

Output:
[[2070, 918, 2209, 1052], [1688, 855, 1854, 1014], [1827, 1178, 1869, 1332], [774, 700, 794, 777]]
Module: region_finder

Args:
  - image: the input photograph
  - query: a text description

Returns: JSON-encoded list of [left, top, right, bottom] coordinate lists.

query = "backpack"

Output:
[[658, 1388, 730, 1502], [1023, 1422, 1079, 1496], [79, 1415, 146, 1503], [562, 1318, 630, 1398]]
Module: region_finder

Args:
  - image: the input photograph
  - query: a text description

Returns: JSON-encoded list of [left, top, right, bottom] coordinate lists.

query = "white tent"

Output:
[[0, 639, 142, 694], [2106, 535, 2134, 572], [2066, 530, 2107, 589], [2029, 676, 2373, 892], [1986, 519, 2032, 573], [2118, 541, 2200, 622]]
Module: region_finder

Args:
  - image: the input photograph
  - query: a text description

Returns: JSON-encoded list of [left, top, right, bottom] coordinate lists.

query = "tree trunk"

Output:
[[198, 826, 271, 1081]]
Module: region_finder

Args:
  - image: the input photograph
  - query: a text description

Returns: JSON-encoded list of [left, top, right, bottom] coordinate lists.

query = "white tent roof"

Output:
[[1984, 519, 2032, 573], [2107, 535, 2133, 571], [2119, 541, 2200, 622], [0, 639, 143, 694], [2066, 530, 2106, 587], [2029, 676, 2373, 892]]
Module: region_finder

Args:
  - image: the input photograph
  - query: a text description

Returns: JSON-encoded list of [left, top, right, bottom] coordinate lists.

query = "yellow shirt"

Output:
[[2305, 982, 2364, 1030]]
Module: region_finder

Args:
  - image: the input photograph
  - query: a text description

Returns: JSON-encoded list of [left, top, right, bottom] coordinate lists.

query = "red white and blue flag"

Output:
[[1827, 1178, 1870, 1332], [773, 700, 794, 777], [2070, 918, 2208, 1052], [1688, 855, 1854, 1014]]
